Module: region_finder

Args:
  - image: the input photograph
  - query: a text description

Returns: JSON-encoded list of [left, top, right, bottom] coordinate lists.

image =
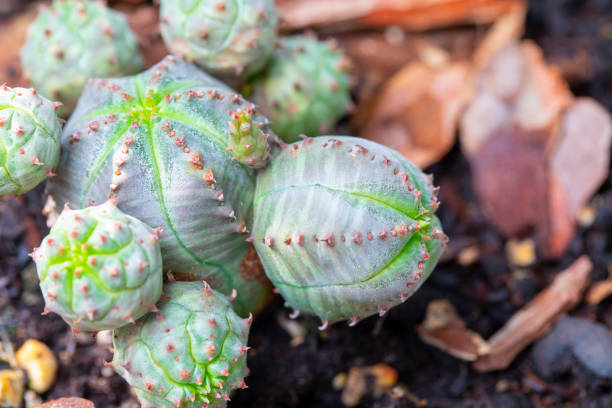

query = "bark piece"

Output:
[[417, 299, 490, 361], [473, 256, 592, 372], [461, 40, 612, 258], [359, 60, 472, 168], [39, 398, 95, 408], [586, 280, 612, 305]]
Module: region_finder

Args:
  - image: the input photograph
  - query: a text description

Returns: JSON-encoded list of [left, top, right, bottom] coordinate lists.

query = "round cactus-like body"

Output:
[[48, 56, 274, 316], [112, 281, 251, 408], [160, 0, 277, 81], [20, 0, 143, 115], [253, 136, 446, 326], [33, 201, 163, 331], [227, 107, 271, 169], [0, 86, 61, 196], [249, 35, 351, 143]]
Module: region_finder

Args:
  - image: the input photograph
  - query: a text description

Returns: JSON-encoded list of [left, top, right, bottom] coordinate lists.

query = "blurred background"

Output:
[[1, 1, 611, 407]]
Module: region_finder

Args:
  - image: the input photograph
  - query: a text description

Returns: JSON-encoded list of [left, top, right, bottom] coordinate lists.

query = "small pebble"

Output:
[[531, 316, 612, 379], [15, 339, 58, 393], [0, 369, 24, 407]]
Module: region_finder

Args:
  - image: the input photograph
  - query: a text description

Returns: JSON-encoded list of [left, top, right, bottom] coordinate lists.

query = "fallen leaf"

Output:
[[549, 98, 612, 218], [473, 256, 592, 372], [359, 60, 472, 168], [461, 40, 611, 258], [417, 299, 490, 361], [276, 0, 526, 32]]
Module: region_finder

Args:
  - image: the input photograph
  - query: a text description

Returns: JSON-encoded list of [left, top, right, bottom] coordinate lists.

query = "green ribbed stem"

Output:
[[160, 0, 277, 81], [253, 136, 446, 325], [0, 86, 61, 196], [20, 0, 143, 116], [48, 56, 275, 316], [34, 201, 163, 331], [113, 282, 251, 408]]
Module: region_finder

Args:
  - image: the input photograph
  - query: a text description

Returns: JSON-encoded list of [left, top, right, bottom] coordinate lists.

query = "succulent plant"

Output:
[[112, 281, 251, 408], [227, 107, 271, 169], [33, 200, 163, 332], [248, 35, 351, 143], [20, 0, 143, 116], [0, 85, 62, 196], [160, 0, 277, 82], [48, 56, 275, 316], [252, 136, 446, 327]]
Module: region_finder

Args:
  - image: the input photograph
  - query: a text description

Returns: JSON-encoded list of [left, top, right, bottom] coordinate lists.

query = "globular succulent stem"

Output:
[[253, 136, 447, 326], [21, 0, 143, 115], [33, 200, 163, 332], [248, 35, 351, 143], [160, 0, 277, 82], [48, 56, 275, 316], [112, 281, 251, 408], [227, 107, 271, 169], [0, 85, 62, 196]]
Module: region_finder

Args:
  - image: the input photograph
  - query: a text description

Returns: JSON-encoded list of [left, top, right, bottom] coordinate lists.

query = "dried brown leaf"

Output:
[[417, 299, 490, 361], [461, 39, 611, 258], [359, 60, 472, 168], [473, 256, 592, 372], [276, 0, 526, 32]]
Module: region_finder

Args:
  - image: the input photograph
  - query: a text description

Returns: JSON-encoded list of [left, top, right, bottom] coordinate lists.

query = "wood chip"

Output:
[[586, 280, 612, 305], [506, 238, 536, 267], [417, 299, 490, 361], [340, 364, 398, 407], [38, 398, 95, 408], [473, 256, 592, 372]]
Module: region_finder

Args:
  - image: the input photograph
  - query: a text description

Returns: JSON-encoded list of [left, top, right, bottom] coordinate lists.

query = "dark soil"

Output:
[[1, 1, 611, 407]]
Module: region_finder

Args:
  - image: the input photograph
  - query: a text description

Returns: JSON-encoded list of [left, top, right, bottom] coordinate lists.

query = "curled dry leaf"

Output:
[[417, 299, 489, 361], [359, 59, 472, 168], [338, 28, 485, 109], [461, 41, 612, 258], [473, 256, 592, 372], [276, 0, 526, 32]]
